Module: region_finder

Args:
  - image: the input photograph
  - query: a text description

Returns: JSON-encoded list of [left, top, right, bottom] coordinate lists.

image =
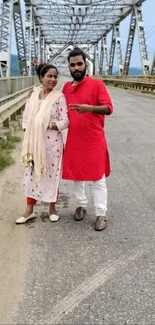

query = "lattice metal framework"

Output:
[[0, 0, 153, 76], [13, 0, 27, 75], [108, 27, 116, 75], [123, 7, 136, 75], [26, 0, 152, 76], [151, 52, 155, 75], [25, 3, 37, 75], [115, 24, 123, 75], [103, 36, 109, 75], [99, 36, 103, 75], [31, 0, 145, 44], [135, 4, 150, 75], [0, 0, 13, 77]]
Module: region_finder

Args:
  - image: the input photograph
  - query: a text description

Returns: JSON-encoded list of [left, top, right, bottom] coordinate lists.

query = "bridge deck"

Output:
[[0, 85, 155, 324]]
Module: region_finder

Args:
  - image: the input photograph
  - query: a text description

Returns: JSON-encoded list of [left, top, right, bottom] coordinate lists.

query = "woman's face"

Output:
[[41, 68, 58, 90]]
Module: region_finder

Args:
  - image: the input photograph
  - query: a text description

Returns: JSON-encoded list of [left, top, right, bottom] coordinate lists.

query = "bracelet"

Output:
[[48, 122, 53, 130]]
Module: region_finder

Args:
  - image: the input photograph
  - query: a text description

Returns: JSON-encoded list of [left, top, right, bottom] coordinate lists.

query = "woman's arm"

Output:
[[49, 94, 69, 131], [22, 89, 33, 130], [22, 100, 29, 130]]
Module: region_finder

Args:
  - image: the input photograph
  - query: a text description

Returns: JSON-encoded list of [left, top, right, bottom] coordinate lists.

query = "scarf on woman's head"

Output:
[[21, 86, 62, 186]]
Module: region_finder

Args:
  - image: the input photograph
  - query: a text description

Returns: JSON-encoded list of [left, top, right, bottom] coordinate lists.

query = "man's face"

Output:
[[69, 55, 87, 81]]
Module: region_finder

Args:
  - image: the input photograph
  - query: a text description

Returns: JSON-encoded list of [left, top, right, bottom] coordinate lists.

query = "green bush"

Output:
[[0, 132, 21, 171], [0, 150, 15, 171]]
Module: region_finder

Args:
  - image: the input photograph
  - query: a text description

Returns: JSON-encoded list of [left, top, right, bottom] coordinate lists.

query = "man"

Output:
[[62, 47, 113, 231]]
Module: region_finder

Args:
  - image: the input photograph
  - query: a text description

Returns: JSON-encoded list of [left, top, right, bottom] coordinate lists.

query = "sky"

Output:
[[11, 0, 155, 69]]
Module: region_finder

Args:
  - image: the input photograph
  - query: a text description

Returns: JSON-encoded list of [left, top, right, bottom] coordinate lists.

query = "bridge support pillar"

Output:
[[151, 52, 155, 75], [123, 8, 136, 75], [103, 36, 109, 76], [25, 4, 37, 76], [0, 0, 13, 77], [115, 24, 123, 75], [99, 38, 103, 75], [135, 4, 150, 75], [93, 43, 99, 75], [108, 27, 116, 75]]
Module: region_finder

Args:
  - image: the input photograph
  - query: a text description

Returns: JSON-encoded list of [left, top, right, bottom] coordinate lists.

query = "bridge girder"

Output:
[[0, 0, 154, 77]]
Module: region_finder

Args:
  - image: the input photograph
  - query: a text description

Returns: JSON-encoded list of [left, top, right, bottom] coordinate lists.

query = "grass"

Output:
[[0, 132, 21, 171]]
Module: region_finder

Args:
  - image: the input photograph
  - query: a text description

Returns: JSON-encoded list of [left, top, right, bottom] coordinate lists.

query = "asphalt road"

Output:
[[1, 81, 155, 324]]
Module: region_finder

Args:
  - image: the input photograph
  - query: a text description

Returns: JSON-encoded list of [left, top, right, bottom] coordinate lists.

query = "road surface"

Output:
[[0, 81, 155, 324]]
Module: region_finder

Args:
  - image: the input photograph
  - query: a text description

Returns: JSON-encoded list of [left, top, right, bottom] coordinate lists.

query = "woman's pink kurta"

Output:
[[22, 95, 68, 202], [62, 76, 113, 181]]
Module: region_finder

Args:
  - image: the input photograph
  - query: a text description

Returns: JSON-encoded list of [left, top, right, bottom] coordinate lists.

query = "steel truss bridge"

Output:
[[0, 0, 154, 78]]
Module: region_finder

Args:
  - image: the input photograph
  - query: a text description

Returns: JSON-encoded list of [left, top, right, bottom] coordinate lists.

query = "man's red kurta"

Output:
[[62, 76, 113, 181]]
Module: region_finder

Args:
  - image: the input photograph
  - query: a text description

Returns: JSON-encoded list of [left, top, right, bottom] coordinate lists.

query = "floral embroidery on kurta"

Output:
[[22, 95, 68, 202]]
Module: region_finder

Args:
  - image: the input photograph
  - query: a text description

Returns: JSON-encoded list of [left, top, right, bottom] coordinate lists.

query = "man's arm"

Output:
[[69, 103, 110, 115], [90, 104, 110, 115], [94, 80, 113, 115]]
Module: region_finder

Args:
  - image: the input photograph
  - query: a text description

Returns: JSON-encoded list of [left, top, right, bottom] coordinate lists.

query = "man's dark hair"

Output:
[[67, 47, 86, 62]]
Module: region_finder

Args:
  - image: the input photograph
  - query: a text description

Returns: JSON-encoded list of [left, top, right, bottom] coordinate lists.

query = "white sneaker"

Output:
[[49, 214, 60, 222], [16, 213, 36, 224]]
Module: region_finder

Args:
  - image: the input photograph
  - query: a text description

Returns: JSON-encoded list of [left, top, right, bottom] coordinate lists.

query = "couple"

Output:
[[16, 47, 113, 231]]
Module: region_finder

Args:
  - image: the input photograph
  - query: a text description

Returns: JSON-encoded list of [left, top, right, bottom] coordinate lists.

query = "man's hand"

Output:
[[69, 104, 92, 114]]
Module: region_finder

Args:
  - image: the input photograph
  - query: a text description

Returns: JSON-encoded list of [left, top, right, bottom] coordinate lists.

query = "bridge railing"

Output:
[[98, 75, 155, 94], [0, 76, 38, 129], [0, 74, 155, 129], [0, 76, 38, 98], [99, 75, 155, 80]]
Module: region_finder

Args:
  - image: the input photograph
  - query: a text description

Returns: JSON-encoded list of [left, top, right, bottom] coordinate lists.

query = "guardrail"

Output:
[[0, 90, 29, 128], [0, 75, 65, 129], [98, 76, 155, 94], [99, 75, 155, 80], [0, 76, 38, 98], [1, 74, 154, 129]]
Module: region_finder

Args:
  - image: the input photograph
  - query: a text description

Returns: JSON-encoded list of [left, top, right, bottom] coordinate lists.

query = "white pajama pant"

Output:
[[72, 175, 107, 216]]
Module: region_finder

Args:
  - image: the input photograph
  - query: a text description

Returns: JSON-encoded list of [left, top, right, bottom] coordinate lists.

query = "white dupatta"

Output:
[[21, 86, 62, 186]]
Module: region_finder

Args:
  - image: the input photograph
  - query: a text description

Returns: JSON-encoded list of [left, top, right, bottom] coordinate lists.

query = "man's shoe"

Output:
[[74, 207, 86, 221], [95, 216, 107, 231]]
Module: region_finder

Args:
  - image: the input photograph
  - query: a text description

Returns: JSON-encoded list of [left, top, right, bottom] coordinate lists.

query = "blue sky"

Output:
[[11, 0, 155, 68]]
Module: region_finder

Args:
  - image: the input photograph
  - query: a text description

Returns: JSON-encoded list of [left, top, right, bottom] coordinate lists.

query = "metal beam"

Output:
[[123, 7, 136, 75], [0, 0, 13, 77], [35, 25, 41, 64], [108, 27, 116, 75], [13, 0, 27, 75], [151, 52, 155, 75], [94, 43, 99, 75], [135, 4, 150, 75], [99, 37, 103, 75], [25, 4, 37, 76], [115, 24, 123, 75], [103, 36, 109, 76], [40, 36, 45, 63], [48, 43, 73, 63]]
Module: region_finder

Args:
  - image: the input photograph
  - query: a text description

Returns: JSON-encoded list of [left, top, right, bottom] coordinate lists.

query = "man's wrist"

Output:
[[89, 105, 94, 112], [91, 105, 110, 115]]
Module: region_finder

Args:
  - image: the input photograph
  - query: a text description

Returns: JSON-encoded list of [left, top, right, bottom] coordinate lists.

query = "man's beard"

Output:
[[70, 67, 86, 81]]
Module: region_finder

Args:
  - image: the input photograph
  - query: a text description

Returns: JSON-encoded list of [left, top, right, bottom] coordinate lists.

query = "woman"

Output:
[[16, 64, 68, 224]]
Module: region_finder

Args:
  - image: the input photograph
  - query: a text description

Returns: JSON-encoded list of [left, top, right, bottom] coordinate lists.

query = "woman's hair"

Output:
[[36, 64, 58, 81]]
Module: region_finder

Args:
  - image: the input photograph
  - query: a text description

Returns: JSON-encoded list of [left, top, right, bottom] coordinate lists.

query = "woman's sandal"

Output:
[[16, 213, 36, 224], [49, 214, 60, 222]]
